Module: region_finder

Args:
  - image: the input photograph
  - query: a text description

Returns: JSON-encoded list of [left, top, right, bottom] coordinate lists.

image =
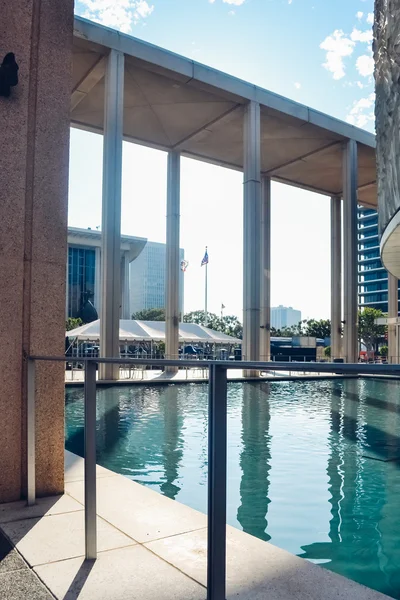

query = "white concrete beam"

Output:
[[243, 101, 261, 364], [165, 151, 181, 369], [343, 140, 358, 363], [71, 55, 106, 112], [260, 176, 271, 361], [331, 196, 342, 360], [99, 49, 124, 381]]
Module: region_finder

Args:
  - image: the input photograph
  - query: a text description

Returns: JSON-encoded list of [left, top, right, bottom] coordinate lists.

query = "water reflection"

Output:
[[160, 387, 183, 499], [237, 382, 271, 541], [300, 379, 400, 597], [65, 379, 400, 599]]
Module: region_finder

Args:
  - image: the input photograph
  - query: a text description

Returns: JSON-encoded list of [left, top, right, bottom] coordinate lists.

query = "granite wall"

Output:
[[374, 0, 400, 235], [0, 0, 73, 501]]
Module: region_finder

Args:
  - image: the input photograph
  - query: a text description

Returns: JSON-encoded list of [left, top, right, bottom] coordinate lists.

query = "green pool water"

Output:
[[65, 378, 400, 598]]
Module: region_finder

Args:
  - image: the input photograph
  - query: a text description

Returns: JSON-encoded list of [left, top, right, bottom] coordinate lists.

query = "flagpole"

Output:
[[205, 261, 208, 326]]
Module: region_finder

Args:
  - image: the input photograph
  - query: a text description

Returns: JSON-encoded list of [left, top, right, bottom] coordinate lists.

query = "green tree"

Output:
[[302, 319, 331, 339], [324, 346, 331, 357], [380, 345, 388, 357], [66, 317, 83, 331], [132, 308, 165, 321], [358, 307, 386, 353], [183, 310, 242, 339]]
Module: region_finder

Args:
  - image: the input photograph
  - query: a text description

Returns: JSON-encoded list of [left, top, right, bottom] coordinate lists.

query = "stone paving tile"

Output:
[[0, 569, 54, 599], [0, 495, 82, 525], [0, 531, 27, 574]]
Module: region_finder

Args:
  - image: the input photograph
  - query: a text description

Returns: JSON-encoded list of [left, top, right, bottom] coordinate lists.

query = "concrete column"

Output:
[[66, 254, 70, 318], [260, 176, 271, 361], [342, 140, 358, 363], [330, 196, 342, 360], [388, 273, 398, 363], [0, 0, 73, 502], [99, 49, 124, 381], [120, 252, 130, 319], [243, 101, 261, 364], [94, 246, 101, 315], [165, 152, 181, 368]]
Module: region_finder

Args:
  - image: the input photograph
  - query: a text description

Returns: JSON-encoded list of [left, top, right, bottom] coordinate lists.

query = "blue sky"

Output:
[[70, 0, 375, 320]]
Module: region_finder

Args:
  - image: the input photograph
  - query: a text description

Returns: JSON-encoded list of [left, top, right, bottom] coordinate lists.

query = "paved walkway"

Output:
[[0, 451, 390, 599]]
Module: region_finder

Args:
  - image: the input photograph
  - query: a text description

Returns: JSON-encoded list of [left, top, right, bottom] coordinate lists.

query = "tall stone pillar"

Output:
[[260, 176, 271, 362], [120, 252, 130, 319], [388, 273, 398, 363], [343, 140, 358, 363], [94, 246, 101, 316], [243, 101, 261, 364], [331, 196, 342, 361], [99, 49, 124, 381], [0, 0, 73, 502], [165, 151, 181, 370]]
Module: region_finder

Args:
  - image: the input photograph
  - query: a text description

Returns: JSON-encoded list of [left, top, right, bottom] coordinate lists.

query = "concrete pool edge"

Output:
[[65, 373, 362, 387], [2, 450, 389, 599]]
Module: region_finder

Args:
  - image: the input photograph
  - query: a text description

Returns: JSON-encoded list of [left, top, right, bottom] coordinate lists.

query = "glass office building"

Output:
[[67, 246, 96, 318], [358, 208, 399, 313], [130, 241, 184, 316]]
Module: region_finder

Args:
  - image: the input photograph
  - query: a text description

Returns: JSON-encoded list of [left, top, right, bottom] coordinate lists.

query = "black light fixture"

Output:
[[0, 53, 19, 97]]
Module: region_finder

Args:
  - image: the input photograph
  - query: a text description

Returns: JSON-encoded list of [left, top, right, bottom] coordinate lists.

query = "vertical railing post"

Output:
[[27, 359, 36, 506], [207, 364, 227, 600], [84, 360, 97, 560]]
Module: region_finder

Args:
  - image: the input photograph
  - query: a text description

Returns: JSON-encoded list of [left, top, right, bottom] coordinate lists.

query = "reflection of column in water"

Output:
[[300, 379, 389, 593], [160, 386, 183, 500], [237, 382, 271, 541], [96, 388, 123, 460]]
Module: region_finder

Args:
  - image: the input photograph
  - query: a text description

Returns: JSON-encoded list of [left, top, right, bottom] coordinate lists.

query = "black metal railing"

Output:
[[27, 356, 400, 600]]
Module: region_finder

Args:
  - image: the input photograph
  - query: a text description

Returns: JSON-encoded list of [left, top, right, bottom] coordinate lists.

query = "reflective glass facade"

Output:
[[67, 246, 96, 318], [130, 241, 184, 316], [358, 208, 399, 313]]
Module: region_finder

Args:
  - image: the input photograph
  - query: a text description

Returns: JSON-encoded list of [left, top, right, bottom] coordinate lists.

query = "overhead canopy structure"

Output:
[[72, 17, 377, 208], [66, 319, 241, 345], [68, 227, 147, 262]]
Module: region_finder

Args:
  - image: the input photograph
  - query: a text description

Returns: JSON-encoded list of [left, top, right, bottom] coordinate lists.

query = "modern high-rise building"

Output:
[[358, 208, 400, 313], [66, 227, 146, 319], [271, 305, 302, 330], [130, 241, 185, 317]]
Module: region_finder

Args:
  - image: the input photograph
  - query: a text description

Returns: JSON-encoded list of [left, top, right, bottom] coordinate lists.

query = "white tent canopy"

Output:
[[66, 319, 241, 345]]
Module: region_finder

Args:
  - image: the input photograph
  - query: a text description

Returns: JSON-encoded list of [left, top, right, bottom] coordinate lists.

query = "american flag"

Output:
[[201, 248, 209, 267]]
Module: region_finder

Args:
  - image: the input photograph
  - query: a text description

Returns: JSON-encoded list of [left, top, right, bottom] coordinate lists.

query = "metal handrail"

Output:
[[26, 356, 400, 600]]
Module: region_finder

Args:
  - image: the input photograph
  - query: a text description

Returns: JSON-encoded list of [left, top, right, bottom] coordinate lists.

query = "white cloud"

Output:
[[367, 13, 374, 25], [320, 30, 355, 80], [351, 27, 373, 43], [356, 11, 364, 20], [228, 9, 235, 15], [294, 82, 301, 89], [356, 54, 374, 76], [346, 93, 375, 128], [79, 0, 154, 33], [223, 0, 245, 4]]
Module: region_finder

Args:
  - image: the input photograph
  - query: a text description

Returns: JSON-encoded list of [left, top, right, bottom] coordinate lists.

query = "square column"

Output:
[[260, 176, 271, 361], [342, 140, 358, 363], [388, 273, 398, 363], [0, 0, 73, 501], [243, 101, 261, 363], [120, 252, 130, 319], [165, 151, 181, 369], [99, 49, 124, 381], [330, 196, 342, 360], [94, 246, 101, 316]]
